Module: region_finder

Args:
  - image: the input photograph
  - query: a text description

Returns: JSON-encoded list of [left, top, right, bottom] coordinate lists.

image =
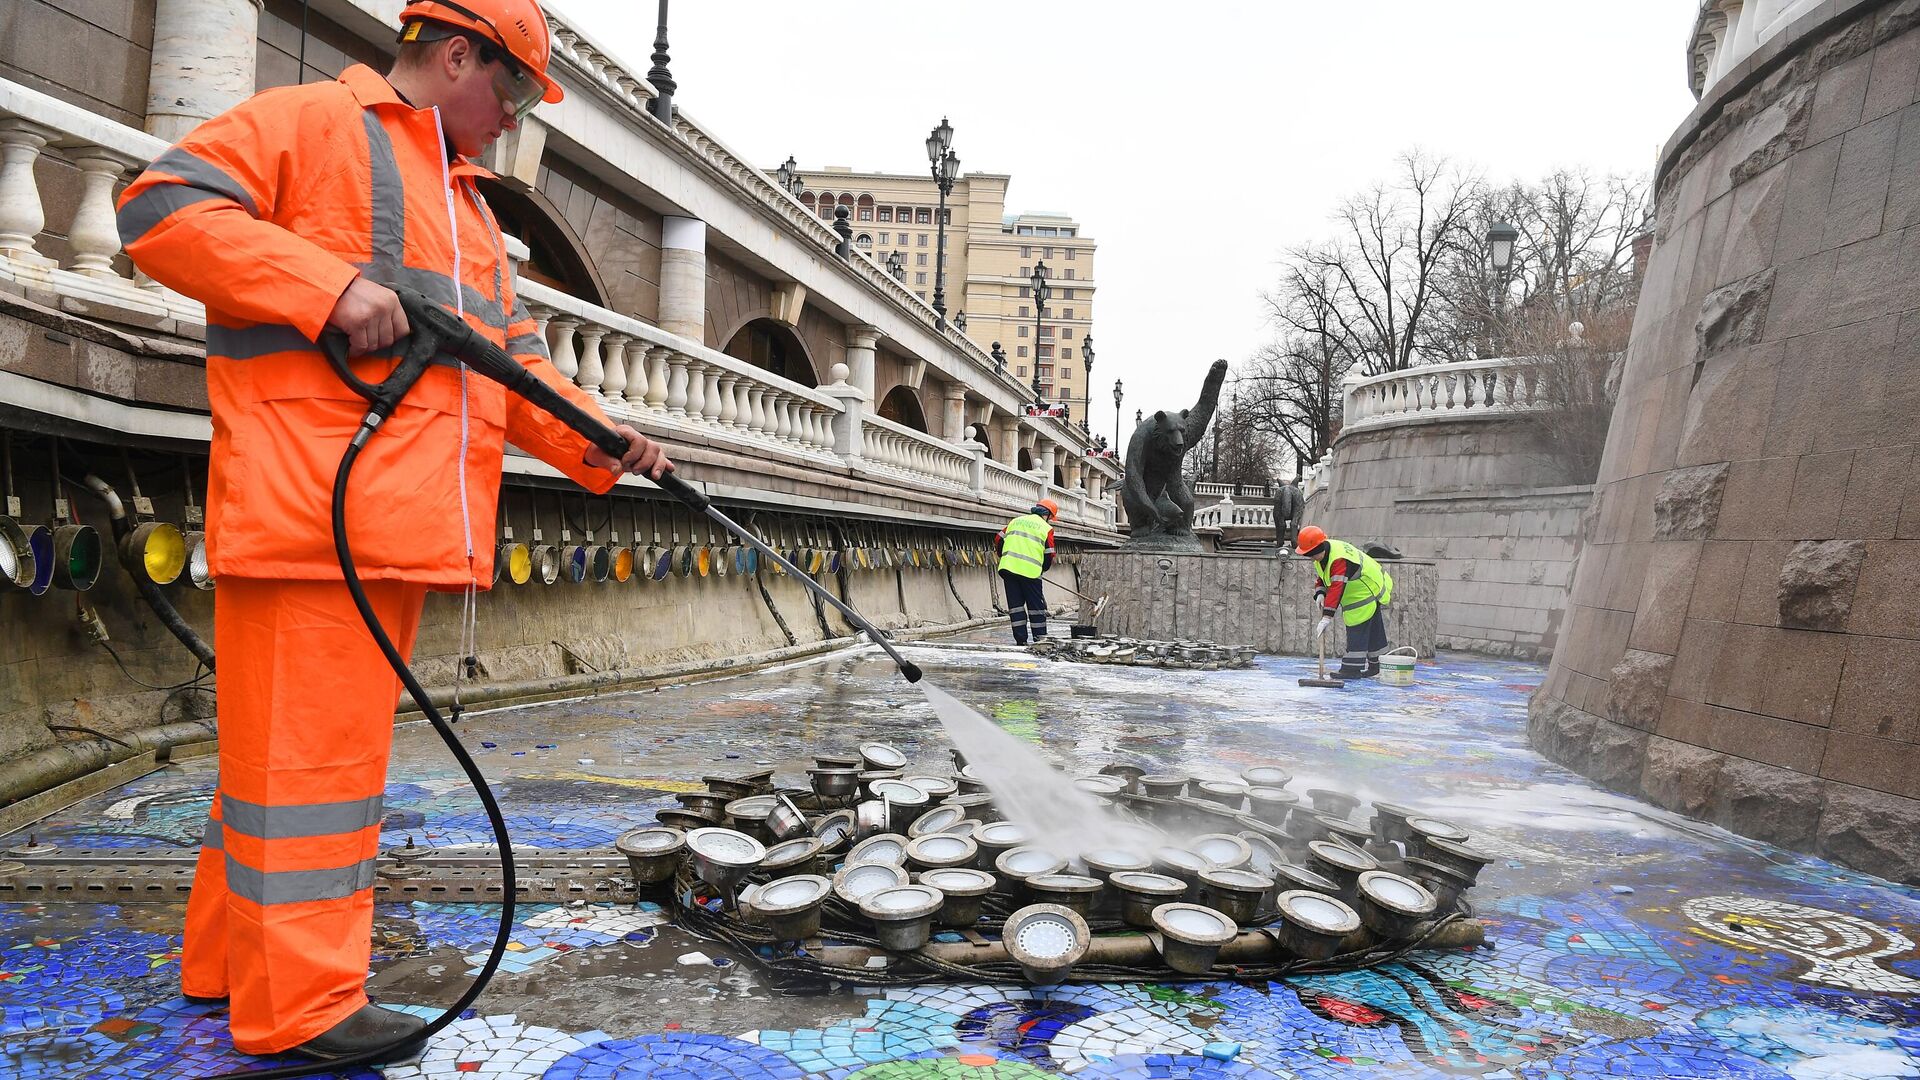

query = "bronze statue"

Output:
[[1121, 359, 1228, 551]]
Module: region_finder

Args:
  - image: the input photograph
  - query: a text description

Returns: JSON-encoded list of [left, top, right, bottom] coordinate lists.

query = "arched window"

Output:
[[816, 191, 836, 218], [800, 192, 816, 212], [721, 319, 819, 388], [857, 193, 875, 222], [856, 233, 873, 251], [877, 386, 928, 432]]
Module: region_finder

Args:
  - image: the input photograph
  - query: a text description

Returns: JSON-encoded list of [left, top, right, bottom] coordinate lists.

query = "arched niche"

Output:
[[477, 178, 607, 306], [877, 386, 928, 432], [721, 318, 819, 388]]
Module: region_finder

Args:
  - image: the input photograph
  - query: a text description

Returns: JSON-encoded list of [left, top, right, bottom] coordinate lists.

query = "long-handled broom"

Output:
[[1300, 628, 1347, 689]]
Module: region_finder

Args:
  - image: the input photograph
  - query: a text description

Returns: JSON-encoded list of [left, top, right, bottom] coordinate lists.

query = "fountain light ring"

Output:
[[995, 845, 1068, 883], [1306, 840, 1379, 901], [1190, 833, 1253, 870], [904, 833, 977, 871], [809, 767, 860, 800], [853, 799, 890, 840], [1151, 902, 1239, 975], [847, 832, 911, 867], [811, 809, 856, 852], [1138, 773, 1189, 799], [1109, 870, 1189, 928], [1238, 832, 1285, 877], [1241, 765, 1292, 789], [1025, 872, 1105, 917], [833, 860, 909, 906], [684, 827, 767, 895], [1269, 862, 1342, 895], [1304, 787, 1363, 820], [751, 873, 833, 941], [1194, 780, 1250, 809], [1420, 837, 1494, 883], [1275, 889, 1362, 960], [1004, 904, 1091, 985], [50, 523, 102, 591], [1198, 866, 1276, 924], [859, 742, 908, 770], [615, 826, 686, 886], [1401, 855, 1474, 911], [815, 753, 862, 770], [1369, 800, 1422, 844], [121, 520, 187, 585], [902, 774, 957, 800], [760, 836, 826, 877], [655, 808, 719, 831], [1355, 870, 1438, 939], [917, 866, 996, 928], [0, 517, 34, 588], [1074, 775, 1128, 796], [906, 805, 964, 838], [766, 793, 811, 842]]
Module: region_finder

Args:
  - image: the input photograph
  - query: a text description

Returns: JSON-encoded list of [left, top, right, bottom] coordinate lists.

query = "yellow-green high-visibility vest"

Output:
[[997, 513, 1050, 579], [1315, 538, 1393, 627]]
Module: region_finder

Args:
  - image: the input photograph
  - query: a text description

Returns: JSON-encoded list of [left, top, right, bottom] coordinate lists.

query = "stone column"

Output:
[[1037, 442, 1058, 485], [147, 0, 263, 144], [993, 417, 1020, 465], [963, 439, 987, 494], [846, 325, 881, 404], [660, 216, 707, 341], [942, 384, 968, 444]]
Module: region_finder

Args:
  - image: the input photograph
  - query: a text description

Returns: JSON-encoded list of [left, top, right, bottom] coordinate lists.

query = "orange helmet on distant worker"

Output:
[[400, 0, 565, 106], [1035, 498, 1060, 519], [1294, 525, 1327, 555]]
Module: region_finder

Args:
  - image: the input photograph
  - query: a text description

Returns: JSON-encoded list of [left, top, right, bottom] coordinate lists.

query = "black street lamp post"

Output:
[[775, 155, 802, 196], [885, 251, 906, 282], [926, 117, 960, 326], [1079, 335, 1095, 435], [1112, 377, 1124, 449], [1487, 220, 1518, 356], [1030, 262, 1050, 403]]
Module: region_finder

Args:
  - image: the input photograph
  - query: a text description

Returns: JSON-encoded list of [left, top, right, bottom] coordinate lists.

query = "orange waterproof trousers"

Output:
[[183, 576, 427, 1054]]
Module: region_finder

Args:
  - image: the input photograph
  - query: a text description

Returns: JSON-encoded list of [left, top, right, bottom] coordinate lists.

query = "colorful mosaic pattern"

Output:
[[0, 645, 1916, 1078]]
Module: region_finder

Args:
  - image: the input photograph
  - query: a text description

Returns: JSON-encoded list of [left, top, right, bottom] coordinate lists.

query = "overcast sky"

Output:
[[562, 1, 1700, 442]]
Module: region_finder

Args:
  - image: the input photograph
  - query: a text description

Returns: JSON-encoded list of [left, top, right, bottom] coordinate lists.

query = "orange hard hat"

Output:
[[1294, 524, 1327, 555], [1036, 498, 1060, 518], [400, 0, 565, 105]]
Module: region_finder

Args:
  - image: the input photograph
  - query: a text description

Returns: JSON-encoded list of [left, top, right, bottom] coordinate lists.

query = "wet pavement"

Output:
[[2, 632, 1918, 1078]]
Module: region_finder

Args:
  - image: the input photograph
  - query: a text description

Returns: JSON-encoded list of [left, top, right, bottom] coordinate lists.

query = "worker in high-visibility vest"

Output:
[[995, 498, 1058, 644], [1295, 525, 1394, 678], [115, 0, 672, 1064]]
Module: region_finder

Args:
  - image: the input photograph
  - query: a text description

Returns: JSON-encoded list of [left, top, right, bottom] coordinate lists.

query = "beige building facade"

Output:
[[793, 168, 1098, 448]]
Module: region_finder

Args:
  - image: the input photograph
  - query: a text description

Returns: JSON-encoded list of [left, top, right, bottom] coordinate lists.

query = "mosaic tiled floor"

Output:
[[2, 638, 1917, 1078]]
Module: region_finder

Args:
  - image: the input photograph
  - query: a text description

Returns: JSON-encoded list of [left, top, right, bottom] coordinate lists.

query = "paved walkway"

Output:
[[1, 639, 1917, 1078]]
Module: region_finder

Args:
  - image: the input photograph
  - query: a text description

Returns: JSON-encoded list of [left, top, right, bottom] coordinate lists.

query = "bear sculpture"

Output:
[[1121, 359, 1228, 551]]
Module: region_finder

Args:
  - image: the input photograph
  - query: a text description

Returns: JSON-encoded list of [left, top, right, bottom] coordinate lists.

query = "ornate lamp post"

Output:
[[1078, 336, 1095, 433], [1112, 377, 1124, 449], [1487, 220, 1518, 356], [775, 155, 802, 196], [925, 117, 960, 326], [885, 250, 906, 282], [954, 311, 967, 334], [1030, 262, 1051, 403]]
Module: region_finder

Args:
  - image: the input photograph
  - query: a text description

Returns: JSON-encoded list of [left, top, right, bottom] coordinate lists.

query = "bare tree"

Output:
[[1505, 304, 1632, 484]]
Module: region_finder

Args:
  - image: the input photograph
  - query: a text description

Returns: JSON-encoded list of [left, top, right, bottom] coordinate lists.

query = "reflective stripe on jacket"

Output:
[[996, 513, 1053, 579], [1315, 538, 1393, 627], [116, 64, 616, 587]]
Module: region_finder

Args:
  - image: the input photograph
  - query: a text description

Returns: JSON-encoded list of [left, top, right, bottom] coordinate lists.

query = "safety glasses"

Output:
[[479, 44, 543, 120]]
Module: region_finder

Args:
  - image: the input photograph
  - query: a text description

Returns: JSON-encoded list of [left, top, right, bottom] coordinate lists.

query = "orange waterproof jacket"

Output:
[[117, 64, 615, 588]]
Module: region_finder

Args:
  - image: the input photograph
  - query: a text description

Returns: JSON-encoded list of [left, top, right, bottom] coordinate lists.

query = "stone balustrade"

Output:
[[1193, 498, 1275, 531], [0, 78, 197, 322], [860, 412, 974, 491], [1688, 0, 1820, 99], [1341, 356, 1582, 434]]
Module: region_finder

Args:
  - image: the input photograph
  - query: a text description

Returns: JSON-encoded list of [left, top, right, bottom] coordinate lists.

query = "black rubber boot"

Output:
[[292, 1004, 429, 1064], [182, 993, 228, 1006]]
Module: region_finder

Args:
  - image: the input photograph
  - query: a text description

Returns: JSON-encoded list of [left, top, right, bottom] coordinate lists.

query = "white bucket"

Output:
[[1379, 647, 1417, 686]]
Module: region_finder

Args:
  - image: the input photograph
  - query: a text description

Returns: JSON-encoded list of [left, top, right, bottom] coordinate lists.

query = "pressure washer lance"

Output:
[[210, 287, 921, 1080]]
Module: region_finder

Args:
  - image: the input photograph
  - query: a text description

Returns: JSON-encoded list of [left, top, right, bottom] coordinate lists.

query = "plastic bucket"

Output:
[[1379, 647, 1417, 686]]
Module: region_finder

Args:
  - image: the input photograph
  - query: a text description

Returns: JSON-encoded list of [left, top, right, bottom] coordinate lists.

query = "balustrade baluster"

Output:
[[746, 386, 768, 436], [546, 317, 580, 383], [600, 333, 630, 403], [700, 365, 724, 423], [65, 150, 137, 277], [664, 353, 691, 416], [0, 119, 54, 265], [772, 394, 793, 442], [715, 372, 739, 428], [683, 360, 707, 420], [643, 346, 670, 408], [574, 325, 606, 398]]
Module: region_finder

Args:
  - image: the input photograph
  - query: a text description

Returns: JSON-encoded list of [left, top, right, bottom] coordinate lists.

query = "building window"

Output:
[[1017, 305, 1028, 318], [1065, 248, 1077, 259], [1017, 346, 1028, 357], [1020, 245, 1031, 258], [1063, 308, 1074, 320], [915, 272, 927, 285], [856, 233, 873, 250], [1062, 228, 1075, 237], [1062, 328, 1073, 339], [1017, 225, 1033, 235], [1018, 265, 1028, 278], [1038, 345, 1053, 358], [916, 290, 927, 300], [1040, 325, 1053, 338], [1064, 269, 1075, 280], [917, 233, 928, 247], [916, 252, 928, 267], [916, 208, 932, 224], [940, 208, 951, 224], [1017, 325, 1028, 337], [858, 207, 873, 221], [1063, 289, 1075, 300], [1018, 286, 1029, 298], [878, 208, 892, 222], [1062, 367, 1072, 380], [879, 232, 889, 244], [1017, 366, 1027, 377], [896, 207, 911, 221], [1043, 246, 1054, 259]]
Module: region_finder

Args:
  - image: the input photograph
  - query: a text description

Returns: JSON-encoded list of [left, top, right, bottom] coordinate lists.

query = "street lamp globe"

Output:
[[776, 155, 800, 195], [1487, 221, 1518, 274], [1113, 377, 1123, 409], [940, 148, 961, 184], [927, 116, 954, 163], [1080, 335, 1095, 373], [1030, 262, 1051, 307]]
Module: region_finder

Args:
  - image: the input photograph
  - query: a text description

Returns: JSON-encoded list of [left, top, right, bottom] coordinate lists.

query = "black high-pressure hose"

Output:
[[76, 466, 216, 671]]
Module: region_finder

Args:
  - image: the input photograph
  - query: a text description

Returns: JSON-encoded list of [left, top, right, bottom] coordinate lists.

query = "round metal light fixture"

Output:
[[50, 523, 101, 591], [750, 873, 832, 941], [902, 774, 957, 801], [119, 520, 185, 585], [832, 859, 908, 906], [858, 742, 907, 770], [1151, 902, 1239, 974], [759, 836, 825, 878], [1108, 870, 1188, 929], [847, 832, 910, 867], [1270, 862, 1342, 896], [1305, 787, 1362, 820], [683, 827, 766, 897], [1237, 831, 1285, 877], [1419, 836, 1494, 884], [809, 766, 860, 800], [531, 542, 560, 585], [904, 833, 976, 872], [1151, 845, 1209, 891], [1024, 872, 1103, 918], [1138, 773, 1188, 799], [1400, 855, 1474, 912], [1198, 866, 1275, 925], [1241, 765, 1291, 789], [812, 809, 856, 852], [1193, 779, 1248, 809], [1190, 833, 1253, 870], [852, 799, 890, 840], [183, 530, 213, 590], [1073, 775, 1127, 797], [906, 804, 964, 838], [1368, 800, 1422, 845], [1355, 870, 1438, 939], [766, 794, 811, 843], [995, 845, 1067, 888], [1004, 903, 1090, 985], [615, 826, 686, 886], [1246, 787, 1299, 826], [859, 882, 945, 951], [0, 517, 37, 589], [562, 541, 589, 583], [497, 540, 531, 584], [917, 866, 995, 927], [1275, 889, 1362, 960], [1305, 840, 1379, 902]]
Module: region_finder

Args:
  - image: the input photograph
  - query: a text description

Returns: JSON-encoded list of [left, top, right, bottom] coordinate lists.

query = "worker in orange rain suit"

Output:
[[115, 0, 673, 1063]]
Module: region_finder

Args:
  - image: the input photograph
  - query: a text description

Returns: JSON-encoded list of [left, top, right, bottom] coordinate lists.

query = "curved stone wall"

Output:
[[1318, 416, 1592, 661], [1529, 0, 1920, 881]]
